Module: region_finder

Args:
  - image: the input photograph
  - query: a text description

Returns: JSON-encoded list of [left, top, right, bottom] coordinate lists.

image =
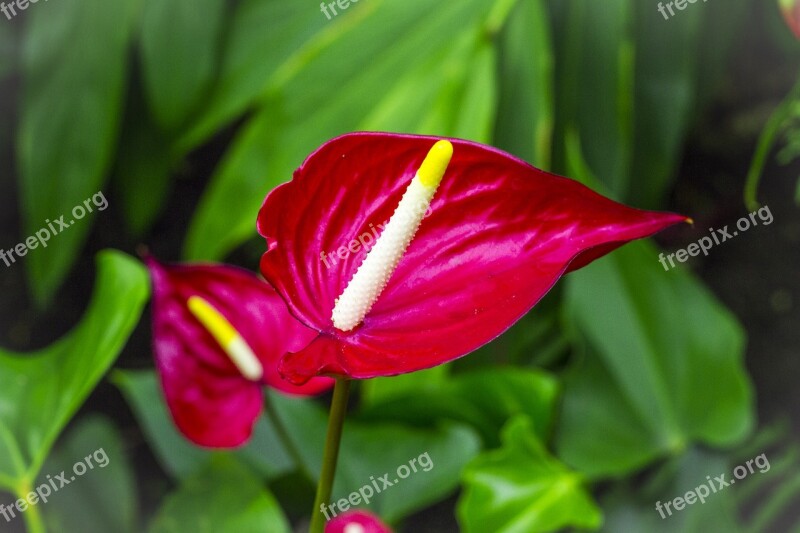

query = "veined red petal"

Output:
[[325, 510, 393, 533], [258, 133, 688, 384], [147, 259, 332, 447]]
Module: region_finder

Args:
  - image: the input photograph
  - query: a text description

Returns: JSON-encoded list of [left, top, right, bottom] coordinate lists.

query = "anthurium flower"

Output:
[[258, 133, 689, 385], [147, 258, 333, 447], [325, 510, 392, 533], [781, 0, 800, 39]]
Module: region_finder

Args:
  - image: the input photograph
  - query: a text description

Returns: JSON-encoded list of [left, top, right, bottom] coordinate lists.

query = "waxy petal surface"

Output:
[[258, 133, 688, 384], [148, 259, 332, 447]]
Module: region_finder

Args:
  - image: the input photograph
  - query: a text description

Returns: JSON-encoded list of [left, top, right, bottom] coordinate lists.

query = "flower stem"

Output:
[[309, 378, 351, 533], [20, 481, 45, 533]]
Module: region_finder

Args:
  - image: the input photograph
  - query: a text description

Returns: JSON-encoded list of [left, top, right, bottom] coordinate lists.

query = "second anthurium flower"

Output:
[[258, 132, 689, 385], [147, 258, 333, 447]]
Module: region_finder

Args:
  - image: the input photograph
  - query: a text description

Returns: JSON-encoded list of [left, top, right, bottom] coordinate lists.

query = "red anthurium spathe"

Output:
[[325, 510, 392, 533], [258, 133, 689, 385], [781, 0, 800, 39], [147, 258, 333, 448]]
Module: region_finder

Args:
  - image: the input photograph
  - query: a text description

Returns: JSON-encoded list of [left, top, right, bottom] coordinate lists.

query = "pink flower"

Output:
[[325, 510, 392, 533], [257, 133, 689, 384], [147, 259, 333, 447]]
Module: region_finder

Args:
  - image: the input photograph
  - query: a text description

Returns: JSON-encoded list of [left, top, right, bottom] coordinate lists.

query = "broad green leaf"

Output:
[[18, 0, 137, 306], [40, 415, 138, 533], [113, 370, 294, 481], [493, 0, 554, 169], [183, 0, 499, 260], [139, 0, 226, 130], [628, 1, 704, 208], [0, 251, 149, 491], [458, 415, 602, 533], [177, 0, 339, 151], [149, 455, 291, 533], [600, 448, 741, 532], [269, 390, 481, 523], [359, 368, 559, 448], [555, 240, 755, 478]]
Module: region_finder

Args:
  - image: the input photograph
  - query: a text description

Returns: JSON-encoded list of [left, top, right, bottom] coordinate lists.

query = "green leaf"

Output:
[[113, 370, 294, 481], [139, 0, 227, 130], [0, 250, 149, 491], [183, 0, 499, 261], [458, 415, 602, 533], [269, 391, 481, 523], [628, 1, 704, 208], [359, 368, 559, 448], [177, 0, 336, 150], [555, 240, 755, 478], [40, 415, 138, 533], [18, 0, 137, 306], [600, 448, 741, 532], [493, 0, 554, 169], [554, 0, 633, 197], [149, 455, 291, 533], [113, 83, 177, 237]]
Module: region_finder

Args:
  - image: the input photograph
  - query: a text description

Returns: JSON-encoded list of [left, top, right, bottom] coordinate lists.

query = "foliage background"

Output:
[[0, 0, 798, 531]]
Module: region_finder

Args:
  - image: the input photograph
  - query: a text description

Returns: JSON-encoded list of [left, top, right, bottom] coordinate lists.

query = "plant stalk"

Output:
[[309, 378, 351, 533]]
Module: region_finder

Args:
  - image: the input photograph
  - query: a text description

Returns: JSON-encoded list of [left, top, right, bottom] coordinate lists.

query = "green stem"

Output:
[[19, 481, 45, 533], [744, 70, 800, 211], [309, 378, 351, 533]]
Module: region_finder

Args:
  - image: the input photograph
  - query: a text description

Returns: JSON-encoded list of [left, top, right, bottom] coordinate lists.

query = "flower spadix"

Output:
[[257, 133, 690, 385], [147, 258, 333, 448], [332, 140, 452, 331]]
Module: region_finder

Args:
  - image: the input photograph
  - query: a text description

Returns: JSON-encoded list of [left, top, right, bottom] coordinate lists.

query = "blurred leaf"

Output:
[[149, 455, 291, 533], [41, 415, 138, 533], [113, 82, 176, 237], [359, 368, 559, 448], [458, 415, 602, 533], [0, 251, 149, 492], [555, 0, 633, 197], [139, 0, 226, 130], [628, 1, 703, 209], [269, 390, 481, 523], [493, 0, 553, 169], [178, 0, 336, 150], [113, 370, 294, 481], [17, 0, 137, 306], [555, 240, 755, 478], [600, 448, 741, 532], [183, 0, 499, 261]]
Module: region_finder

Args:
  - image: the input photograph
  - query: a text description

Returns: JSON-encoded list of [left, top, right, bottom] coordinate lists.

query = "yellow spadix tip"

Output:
[[188, 296, 237, 346], [416, 140, 453, 188]]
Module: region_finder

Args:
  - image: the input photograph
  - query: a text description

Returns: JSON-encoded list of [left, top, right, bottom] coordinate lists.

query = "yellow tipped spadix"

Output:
[[417, 140, 453, 188], [331, 140, 453, 331], [187, 296, 263, 381]]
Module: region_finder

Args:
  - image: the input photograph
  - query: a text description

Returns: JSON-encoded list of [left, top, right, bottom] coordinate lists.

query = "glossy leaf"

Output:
[[41, 416, 138, 533], [359, 368, 559, 448], [269, 391, 481, 523], [458, 416, 602, 533], [183, 0, 499, 261], [113, 370, 294, 481], [555, 240, 755, 478], [0, 251, 149, 491], [18, 0, 137, 305], [149, 455, 291, 533]]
